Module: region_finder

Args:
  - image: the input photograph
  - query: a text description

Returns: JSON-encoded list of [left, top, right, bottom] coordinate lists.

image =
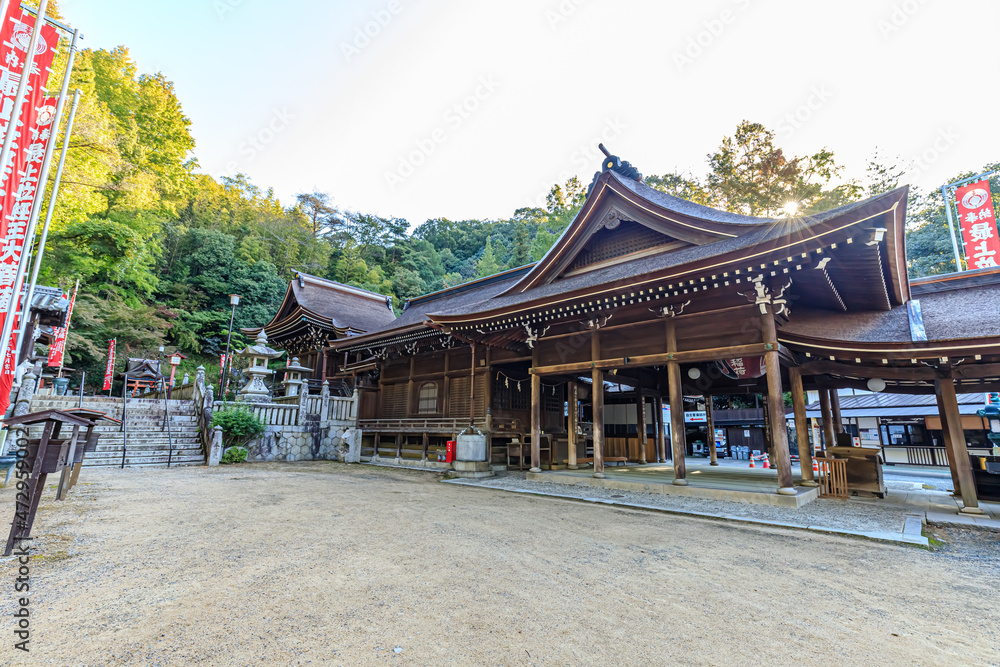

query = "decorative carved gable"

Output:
[[563, 218, 692, 277]]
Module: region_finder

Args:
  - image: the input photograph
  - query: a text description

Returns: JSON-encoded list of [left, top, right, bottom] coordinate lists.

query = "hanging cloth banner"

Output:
[[955, 179, 999, 270], [47, 284, 77, 366], [0, 5, 60, 239], [102, 339, 116, 391], [220, 354, 226, 375]]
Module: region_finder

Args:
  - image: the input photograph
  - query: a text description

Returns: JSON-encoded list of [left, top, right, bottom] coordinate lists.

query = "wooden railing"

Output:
[[815, 457, 848, 499], [905, 446, 949, 467], [359, 418, 485, 433]]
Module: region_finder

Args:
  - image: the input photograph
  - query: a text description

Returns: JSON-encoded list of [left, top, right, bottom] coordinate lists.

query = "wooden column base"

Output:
[[960, 506, 985, 515], [801, 480, 819, 487], [593, 472, 605, 479], [776, 487, 797, 496], [529, 467, 542, 473], [672, 478, 688, 486]]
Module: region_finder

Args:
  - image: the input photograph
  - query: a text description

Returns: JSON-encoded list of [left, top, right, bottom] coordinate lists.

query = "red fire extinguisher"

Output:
[[445, 440, 456, 464]]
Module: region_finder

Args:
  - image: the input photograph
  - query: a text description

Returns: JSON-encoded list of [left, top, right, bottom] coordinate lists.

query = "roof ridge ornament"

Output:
[[587, 143, 643, 196]]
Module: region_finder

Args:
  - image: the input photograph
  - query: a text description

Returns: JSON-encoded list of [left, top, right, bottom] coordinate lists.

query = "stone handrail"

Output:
[[327, 395, 356, 422], [214, 401, 299, 427]]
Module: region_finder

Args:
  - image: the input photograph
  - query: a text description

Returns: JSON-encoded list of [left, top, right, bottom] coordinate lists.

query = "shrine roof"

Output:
[[779, 273, 1000, 346], [427, 185, 907, 323], [244, 273, 396, 339]]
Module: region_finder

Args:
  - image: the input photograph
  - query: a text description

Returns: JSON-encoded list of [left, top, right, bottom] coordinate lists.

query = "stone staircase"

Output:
[[27, 395, 206, 468]]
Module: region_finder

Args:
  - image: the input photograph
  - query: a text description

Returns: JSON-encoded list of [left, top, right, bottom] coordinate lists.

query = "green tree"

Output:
[[475, 237, 502, 278]]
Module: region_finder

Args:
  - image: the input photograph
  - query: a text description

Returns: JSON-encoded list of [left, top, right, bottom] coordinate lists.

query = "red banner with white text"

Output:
[[0, 7, 59, 415], [955, 180, 999, 270], [47, 285, 77, 367], [102, 339, 116, 391]]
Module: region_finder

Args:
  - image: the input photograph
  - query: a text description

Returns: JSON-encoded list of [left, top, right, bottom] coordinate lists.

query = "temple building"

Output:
[[242, 272, 396, 392], [326, 153, 999, 513]]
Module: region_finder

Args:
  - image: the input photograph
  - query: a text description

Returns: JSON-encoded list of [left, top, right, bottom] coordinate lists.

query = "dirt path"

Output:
[[2, 462, 998, 665]]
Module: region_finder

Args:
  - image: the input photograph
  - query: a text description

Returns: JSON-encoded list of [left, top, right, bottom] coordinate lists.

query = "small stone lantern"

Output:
[[279, 357, 313, 397], [234, 331, 284, 403]]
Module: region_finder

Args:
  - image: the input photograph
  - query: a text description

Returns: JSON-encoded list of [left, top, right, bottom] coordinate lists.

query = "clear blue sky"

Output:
[[62, 0, 1000, 224]]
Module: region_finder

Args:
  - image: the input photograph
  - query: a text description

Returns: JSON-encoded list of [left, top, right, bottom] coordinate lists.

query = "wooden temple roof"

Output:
[[335, 172, 913, 352], [243, 272, 396, 353]]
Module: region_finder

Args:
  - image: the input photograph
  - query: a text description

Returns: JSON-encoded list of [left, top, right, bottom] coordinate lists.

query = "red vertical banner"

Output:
[[220, 354, 226, 375], [0, 7, 59, 415], [102, 339, 116, 391], [955, 180, 999, 270], [46, 285, 77, 366]]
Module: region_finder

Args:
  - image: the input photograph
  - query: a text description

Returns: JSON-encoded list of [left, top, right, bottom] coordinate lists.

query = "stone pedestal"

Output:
[[456, 433, 487, 462], [452, 460, 494, 479]]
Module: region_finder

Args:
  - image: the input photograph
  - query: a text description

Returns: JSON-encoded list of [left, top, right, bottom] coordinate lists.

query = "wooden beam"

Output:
[[531, 342, 772, 376], [789, 367, 816, 486], [666, 320, 686, 485], [592, 332, 605, 478], [568, 382, 579, 469], [936, 378, 982, 514], [762, 312, 795, 494]]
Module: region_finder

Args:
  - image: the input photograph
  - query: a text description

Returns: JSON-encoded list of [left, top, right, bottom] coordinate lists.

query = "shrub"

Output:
[[221, 447, 248, 464], [211, 407, 265, 449]]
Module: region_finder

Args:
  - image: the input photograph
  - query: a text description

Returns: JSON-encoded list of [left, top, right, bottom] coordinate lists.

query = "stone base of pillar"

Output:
[[800, 480, 819, 487], [709, 461, 719, 466], [567, 464, 579, 470], [776, 486, 797, 496], [593, 472, 605, 479], [672, 478, 688, 486], [452, 461, 495, 479], [960, 506, 984, 515], [529, 467, 542, 473]]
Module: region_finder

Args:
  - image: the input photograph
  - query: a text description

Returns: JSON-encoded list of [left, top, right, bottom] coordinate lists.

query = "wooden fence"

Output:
[[815, 457, 848, 499]]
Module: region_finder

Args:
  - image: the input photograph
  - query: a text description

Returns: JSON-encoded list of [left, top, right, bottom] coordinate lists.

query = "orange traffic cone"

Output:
[[762, 454, 770, 469], [749, 456, 755, 468], [812, 459, 819, 473]]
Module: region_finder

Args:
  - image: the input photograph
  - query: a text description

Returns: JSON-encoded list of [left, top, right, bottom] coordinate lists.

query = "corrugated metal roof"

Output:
[[799, 392, 988, 420]]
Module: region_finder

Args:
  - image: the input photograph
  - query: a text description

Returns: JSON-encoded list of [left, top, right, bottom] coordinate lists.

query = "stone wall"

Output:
[[245, 423, 360, 463]]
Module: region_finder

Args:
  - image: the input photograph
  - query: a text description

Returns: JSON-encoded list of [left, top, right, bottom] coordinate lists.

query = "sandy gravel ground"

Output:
[[461, 471, 915, 534], [1, 462, 998, 666]]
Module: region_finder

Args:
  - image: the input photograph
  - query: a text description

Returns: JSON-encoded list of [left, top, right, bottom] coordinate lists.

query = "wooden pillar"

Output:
[[469, 343, 477, 426], [789, 367, 817, 486], [637, 380, 648, 464], [567, 381, 579, 469], [407, 357, 416, 416], [442, 351, 451, 417], [530, 347, 542, 473], [819, 389, 835, 453], [933, 386, 963, 495], [706, 396, 718, 465], [762, 311, 795, 494], [936, 378, 981, 513], [591, 331, 605, 478], [421, 432, 429, 462], [830, 390, 844, 435], [666, 320, 686, 485], [394, 433, 403, 460], [654, 395, 665, 463]]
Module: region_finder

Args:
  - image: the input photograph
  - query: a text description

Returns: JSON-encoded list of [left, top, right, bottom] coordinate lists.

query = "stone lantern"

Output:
[[279, 357, 312, 397], [234, 331, 284, 403]]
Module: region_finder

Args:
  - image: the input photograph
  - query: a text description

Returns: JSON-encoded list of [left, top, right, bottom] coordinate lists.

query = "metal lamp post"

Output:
[[221, 294, 241, 399]]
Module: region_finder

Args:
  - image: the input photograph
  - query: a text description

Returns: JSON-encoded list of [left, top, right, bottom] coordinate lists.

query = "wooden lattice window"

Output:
[[382, 384, 407, 418], [417, 382, 438, 414], [567, 221, 675, 272]]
